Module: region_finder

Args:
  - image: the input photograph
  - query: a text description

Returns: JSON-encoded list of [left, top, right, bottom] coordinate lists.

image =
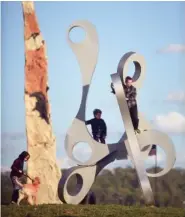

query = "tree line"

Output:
[[1, 167, 185, 207]]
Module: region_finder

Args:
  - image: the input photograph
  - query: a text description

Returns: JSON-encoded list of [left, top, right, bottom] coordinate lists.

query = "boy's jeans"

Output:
[[93, 134, 106, 144], [129, 104, 139, 130]]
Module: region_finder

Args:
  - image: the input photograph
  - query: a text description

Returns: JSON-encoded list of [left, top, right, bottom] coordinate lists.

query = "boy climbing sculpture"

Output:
[[111, 76, 141, 134]]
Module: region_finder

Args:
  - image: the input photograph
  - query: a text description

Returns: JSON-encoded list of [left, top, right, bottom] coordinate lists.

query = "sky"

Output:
[[1, 1, 185, 172]]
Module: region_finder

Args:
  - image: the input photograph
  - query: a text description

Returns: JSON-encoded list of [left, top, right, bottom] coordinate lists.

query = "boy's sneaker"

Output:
[[135, 129, 141, 134]]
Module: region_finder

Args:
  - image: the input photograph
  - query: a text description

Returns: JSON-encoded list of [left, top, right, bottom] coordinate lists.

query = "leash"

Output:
[[24, 173, 34, 182], [13, 167, 34, 182]]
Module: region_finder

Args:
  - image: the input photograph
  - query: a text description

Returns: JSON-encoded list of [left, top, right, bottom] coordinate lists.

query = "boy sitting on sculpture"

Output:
[[86, 109, 107, 144]]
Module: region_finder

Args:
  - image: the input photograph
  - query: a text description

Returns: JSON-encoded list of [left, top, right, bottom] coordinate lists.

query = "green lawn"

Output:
[[1, 205, 185, 217]]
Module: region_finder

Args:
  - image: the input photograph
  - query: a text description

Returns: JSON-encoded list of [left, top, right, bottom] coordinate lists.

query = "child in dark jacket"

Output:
[[85, 109, 107, 144], [10, 151, 30, 204]]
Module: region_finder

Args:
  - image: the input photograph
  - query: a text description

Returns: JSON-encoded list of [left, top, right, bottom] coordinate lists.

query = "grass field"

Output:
[[1, 204, 185, 217]]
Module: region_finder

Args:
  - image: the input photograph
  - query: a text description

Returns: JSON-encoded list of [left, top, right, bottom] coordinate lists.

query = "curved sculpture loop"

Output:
[[58, 20, 176, 205]]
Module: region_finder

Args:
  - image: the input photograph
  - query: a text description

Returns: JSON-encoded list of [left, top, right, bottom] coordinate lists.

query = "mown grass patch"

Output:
[[1, 204, 185, 217]]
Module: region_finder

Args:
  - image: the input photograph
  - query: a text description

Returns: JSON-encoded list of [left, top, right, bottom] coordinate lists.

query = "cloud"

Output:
[[157, 44, 185, 53], [153, 112, 185, 134], [166, 91, 185, 102]]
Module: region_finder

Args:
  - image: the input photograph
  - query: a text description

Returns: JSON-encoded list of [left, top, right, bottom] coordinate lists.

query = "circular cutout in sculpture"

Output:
[[132, 61, 141, 82], [126, 61, 141, 82], [123, 59, 142, 84], [73, 142, 92, 163], [66, 173, 83, 196], [123, 60, 141, 84], [69, 26, 86, 44], [144, 145, 166, 174], [118, 52, 145, 88]]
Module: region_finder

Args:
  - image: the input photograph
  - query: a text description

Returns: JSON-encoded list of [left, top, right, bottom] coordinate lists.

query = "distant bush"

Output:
[[2, 167, 185, 207]]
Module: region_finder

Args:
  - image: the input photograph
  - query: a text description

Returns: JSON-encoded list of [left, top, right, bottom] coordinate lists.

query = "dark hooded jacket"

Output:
[[10, 151, 29, 178]]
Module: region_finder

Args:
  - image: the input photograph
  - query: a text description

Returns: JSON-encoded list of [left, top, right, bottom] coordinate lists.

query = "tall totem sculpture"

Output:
[[58, 21, 176, 205], [22, 2, 61, 204]]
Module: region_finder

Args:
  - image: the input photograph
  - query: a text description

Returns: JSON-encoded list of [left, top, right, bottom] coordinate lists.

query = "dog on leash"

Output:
[[17, 177, 40, 205]]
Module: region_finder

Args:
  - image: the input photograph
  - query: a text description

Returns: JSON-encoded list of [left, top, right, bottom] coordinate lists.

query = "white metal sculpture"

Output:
[[58, 20, 176, 205]]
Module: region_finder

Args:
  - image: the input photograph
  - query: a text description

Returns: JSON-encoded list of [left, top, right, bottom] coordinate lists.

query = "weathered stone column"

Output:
[[22, 1, 61, 204]]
